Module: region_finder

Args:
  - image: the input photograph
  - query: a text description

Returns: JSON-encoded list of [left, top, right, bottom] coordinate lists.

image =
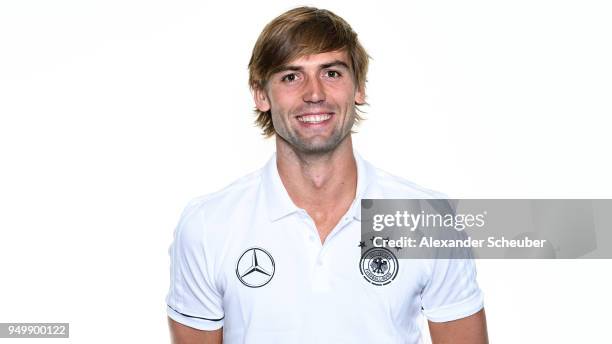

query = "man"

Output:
[[167, 6, 488, 344]]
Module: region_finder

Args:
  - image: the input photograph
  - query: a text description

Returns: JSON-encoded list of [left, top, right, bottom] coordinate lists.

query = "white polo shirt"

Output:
[[166, 152, 484, 344]]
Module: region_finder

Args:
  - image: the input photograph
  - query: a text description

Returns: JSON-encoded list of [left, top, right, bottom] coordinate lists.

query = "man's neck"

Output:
[[275, 136, 357, 242]]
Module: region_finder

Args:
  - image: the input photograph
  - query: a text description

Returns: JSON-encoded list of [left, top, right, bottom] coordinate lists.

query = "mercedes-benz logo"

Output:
[[236, 247, 275, 288]]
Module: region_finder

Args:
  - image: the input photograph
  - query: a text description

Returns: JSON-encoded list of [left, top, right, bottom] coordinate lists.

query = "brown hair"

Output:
[[248, 6, 370, 137]]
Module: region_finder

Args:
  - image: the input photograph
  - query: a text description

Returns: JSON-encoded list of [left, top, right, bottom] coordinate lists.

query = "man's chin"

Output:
[[291, 136, 347, 155], [297, 145, 336, 155]]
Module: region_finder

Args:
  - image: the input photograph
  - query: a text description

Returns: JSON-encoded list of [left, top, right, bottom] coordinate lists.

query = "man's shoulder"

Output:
[[181, 168, 264, 219], [173, 167, 265, 246], [366, 162, 447, 199]]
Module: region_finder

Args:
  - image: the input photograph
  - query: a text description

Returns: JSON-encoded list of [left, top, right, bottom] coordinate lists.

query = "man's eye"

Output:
[[281, 73, 297, 82], [326, 70, 341, 78]]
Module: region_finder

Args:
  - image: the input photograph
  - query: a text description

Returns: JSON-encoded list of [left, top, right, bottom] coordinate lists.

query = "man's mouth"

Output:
[[296, 112, 334, 124]]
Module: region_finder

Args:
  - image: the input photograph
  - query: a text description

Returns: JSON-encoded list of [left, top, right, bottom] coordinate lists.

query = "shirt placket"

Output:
[[297, 208, 355, 293]]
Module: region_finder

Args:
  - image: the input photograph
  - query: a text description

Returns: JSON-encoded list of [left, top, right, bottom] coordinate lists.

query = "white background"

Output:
[[1, 0, 611, 343]]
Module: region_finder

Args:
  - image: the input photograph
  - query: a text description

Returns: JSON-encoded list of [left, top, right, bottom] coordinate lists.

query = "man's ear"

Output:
[[253, 87, 271, 112], [354, 85, 366, 105]]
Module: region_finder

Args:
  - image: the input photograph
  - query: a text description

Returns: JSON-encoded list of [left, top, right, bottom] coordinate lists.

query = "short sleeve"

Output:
[[420, 258, 484, 322], [166, 199, 225, 330]]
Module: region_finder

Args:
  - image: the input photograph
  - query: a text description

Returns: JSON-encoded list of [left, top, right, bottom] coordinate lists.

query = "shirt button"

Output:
[[317, 259, 324, 266]]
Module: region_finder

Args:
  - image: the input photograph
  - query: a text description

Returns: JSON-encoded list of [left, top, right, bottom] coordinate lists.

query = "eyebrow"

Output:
[[273, 60, 351, 74]]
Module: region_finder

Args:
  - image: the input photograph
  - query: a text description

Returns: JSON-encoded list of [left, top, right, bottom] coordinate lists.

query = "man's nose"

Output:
[[302, 76, 325, 103]]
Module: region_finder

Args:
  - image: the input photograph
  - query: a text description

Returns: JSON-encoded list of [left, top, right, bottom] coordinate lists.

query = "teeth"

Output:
[[297, 114, 332, 123]]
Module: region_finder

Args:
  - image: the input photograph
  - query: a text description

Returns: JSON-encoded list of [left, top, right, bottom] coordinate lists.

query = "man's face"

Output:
[[254, 50, 365, 154]]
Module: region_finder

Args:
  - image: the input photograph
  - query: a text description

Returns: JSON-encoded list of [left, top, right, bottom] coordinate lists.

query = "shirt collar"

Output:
[[262, 150, 372, 222]]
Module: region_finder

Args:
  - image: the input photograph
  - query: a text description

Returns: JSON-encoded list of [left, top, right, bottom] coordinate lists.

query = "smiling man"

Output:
[[166, 6, 488, 344]]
